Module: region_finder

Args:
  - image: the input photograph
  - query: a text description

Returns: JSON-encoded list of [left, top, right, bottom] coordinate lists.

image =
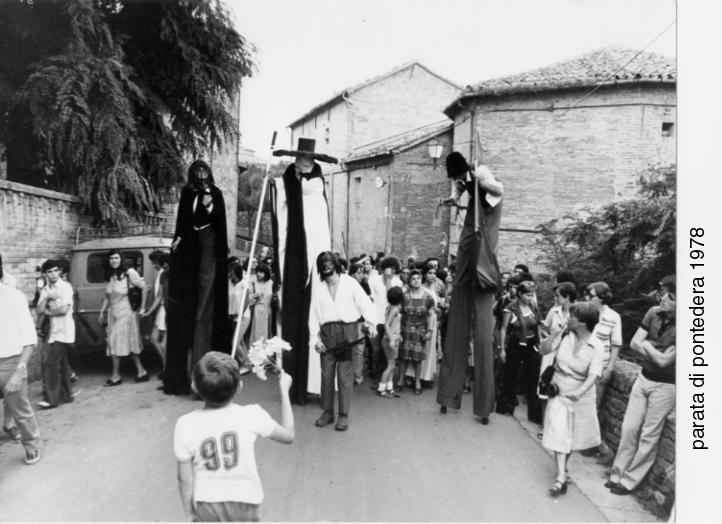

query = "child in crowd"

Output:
[[175, 352, 295, 522], [377, 286, 404, 398]]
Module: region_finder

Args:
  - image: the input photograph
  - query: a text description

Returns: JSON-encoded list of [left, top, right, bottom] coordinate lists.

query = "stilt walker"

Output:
[[436, 149, 504, 424], [270, 138, 337, 405]]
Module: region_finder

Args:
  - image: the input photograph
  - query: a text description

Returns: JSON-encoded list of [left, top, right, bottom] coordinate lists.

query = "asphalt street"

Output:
[[0, 350, 650, 522]]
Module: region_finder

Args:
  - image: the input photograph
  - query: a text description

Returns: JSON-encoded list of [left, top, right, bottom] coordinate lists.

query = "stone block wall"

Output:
[[600, 359, 676, 516]]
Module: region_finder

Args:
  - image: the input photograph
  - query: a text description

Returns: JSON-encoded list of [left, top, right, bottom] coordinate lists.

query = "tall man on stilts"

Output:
[[437, 152, 504, 424], [164, 160, 231, 396], [270, 139, 337, 405]]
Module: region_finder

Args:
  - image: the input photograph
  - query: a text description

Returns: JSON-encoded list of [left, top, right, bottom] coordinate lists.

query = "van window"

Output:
[[87, 251, 144, 284]]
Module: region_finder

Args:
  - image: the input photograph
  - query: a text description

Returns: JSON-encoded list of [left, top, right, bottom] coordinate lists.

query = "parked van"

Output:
[[70, 235, 171, 350]]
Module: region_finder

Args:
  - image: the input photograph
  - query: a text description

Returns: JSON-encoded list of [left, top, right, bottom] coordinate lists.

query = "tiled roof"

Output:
[[444, 46, 676, 116], [289, 61, 462, 128], [342, 120, 453, 163]]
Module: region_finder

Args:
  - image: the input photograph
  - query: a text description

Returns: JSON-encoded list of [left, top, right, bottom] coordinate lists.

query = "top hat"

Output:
[[446, 151, 470, 178], [273, 138, 338, 164]]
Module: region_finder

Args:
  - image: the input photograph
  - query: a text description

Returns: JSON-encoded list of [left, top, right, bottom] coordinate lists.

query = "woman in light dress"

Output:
[[249, 263, 273, 345], [540, 302, 605, 496], [98, 249, 148, 387]]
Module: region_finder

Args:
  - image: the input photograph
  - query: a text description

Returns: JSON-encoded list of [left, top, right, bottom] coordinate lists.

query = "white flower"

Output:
[[247, 336, 292, 380]]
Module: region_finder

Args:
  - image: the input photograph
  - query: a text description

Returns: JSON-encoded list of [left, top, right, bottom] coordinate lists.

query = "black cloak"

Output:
[[164, 184, 231, 395], [270, 163, 327, 405]]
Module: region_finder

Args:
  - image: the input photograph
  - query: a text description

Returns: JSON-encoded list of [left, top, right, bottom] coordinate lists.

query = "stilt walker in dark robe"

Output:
[[164, 160, 231, 395], [437, 152, 504, 424], [270, 139, 337, 405]]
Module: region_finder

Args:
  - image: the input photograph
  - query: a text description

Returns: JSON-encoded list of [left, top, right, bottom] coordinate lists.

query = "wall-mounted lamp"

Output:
[[427, 139, 444, 169]]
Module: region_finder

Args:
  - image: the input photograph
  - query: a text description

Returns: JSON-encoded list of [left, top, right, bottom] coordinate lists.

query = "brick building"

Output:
[[286, 61, 461, 256], [339, 121, 454, 260], [288, 61, 461, 162], [443, 47, 676, 272]]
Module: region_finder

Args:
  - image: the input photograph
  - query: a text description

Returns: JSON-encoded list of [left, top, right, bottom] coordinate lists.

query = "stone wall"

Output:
[[600, 359, 676, 516]]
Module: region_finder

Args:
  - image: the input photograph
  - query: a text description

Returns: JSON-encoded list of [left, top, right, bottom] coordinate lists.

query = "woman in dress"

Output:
[[396, 269, 436, 395], [249, 263, 273, 344], [98, 249, 149, 386], [496, 281, 543, 423], [540, 302, 604, 495], [537, 282, 578, 439], [408, 263, 442, 386]]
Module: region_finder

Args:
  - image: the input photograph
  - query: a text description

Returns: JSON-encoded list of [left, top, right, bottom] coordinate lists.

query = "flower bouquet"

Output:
[[248, 336, 292, 380]]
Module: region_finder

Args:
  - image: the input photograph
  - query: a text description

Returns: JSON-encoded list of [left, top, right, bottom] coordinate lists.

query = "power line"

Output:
[[483, 19, 677, 163]]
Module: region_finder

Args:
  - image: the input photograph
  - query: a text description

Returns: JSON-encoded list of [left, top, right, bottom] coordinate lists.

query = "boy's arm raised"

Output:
[[270, 371, 295, 444], [177, 461, 197, 521]]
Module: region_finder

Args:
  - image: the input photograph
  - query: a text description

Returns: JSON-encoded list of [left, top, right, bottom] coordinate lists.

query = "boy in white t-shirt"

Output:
[[174, 352, 295, 522]]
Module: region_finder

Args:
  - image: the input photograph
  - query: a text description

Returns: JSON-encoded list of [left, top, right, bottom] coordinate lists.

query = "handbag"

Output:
[[473, 176, 502, 290], [126, 273, 142, 312], [538, 361, 559, 398]]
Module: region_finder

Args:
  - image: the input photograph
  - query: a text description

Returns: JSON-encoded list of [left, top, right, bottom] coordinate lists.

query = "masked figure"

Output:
[[164, 160, 230, 396], [270, 139, 337, 405]]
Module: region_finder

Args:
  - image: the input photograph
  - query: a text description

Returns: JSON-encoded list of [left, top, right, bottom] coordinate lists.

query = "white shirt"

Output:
[[309, 273, 378, 347], [192, 192, 213, 230], [39, 279, 75, 344], [0, 284, 37, 358], [174, 403, 276, 504], [1, 270, 17, 288], [368, 274, 403, 323], [230, 279, 252, 319]]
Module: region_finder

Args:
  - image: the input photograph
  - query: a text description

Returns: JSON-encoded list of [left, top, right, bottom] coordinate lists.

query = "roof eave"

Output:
[[443, 78, 676, 118], [288, 92, 347, 129]]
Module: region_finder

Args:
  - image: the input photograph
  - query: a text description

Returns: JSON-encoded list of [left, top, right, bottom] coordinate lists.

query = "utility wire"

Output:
[[483, 19, 677, 163]]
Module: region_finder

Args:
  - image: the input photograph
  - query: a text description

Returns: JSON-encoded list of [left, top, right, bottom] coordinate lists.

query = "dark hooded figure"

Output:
[[270, 138, 337, 405], [164, 160, 230, 396], [436, 152, 504, 424]]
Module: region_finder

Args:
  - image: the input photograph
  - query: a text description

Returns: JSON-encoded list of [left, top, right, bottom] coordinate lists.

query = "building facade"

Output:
[[339, 121, 454, 261], [443, 47, 676, 272]]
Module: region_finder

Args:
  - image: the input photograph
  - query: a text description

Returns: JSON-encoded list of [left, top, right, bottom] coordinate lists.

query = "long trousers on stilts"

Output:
[[437, 282, 495, 418]]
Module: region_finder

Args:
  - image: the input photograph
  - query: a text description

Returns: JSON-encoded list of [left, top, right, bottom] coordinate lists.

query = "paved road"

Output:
[[0, 351, 609, 522]]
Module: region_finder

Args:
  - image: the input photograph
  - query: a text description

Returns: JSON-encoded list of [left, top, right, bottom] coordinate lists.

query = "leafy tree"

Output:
[[0, 0, 255, 225], [534, 164, 676, 343], [237, 161, 289, 238]]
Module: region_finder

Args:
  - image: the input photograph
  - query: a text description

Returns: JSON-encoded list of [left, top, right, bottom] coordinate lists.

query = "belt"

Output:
[[641, 368, 675, 385]]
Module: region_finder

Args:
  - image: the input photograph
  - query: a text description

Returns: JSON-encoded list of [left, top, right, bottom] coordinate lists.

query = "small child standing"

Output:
[[377, 286, 404, 398], [174, 352, 295, 522]]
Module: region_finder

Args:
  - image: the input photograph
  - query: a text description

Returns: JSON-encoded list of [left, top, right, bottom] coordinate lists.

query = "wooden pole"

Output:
[[232, 132, 277, 359]]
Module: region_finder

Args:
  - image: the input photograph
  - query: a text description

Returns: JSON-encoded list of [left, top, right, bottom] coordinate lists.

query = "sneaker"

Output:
[[239, 365, 252, 376], [37, 401, 55, 410], [25, 449, 40, 465]]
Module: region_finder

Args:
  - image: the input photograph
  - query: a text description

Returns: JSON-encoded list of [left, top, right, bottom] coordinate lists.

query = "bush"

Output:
[[534, 164, 675, 346]]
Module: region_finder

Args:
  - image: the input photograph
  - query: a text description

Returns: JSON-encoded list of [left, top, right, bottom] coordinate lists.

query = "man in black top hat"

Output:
[[436, 151, 504, 424], [164, 160, 230, 396], [270, 138, 338, 405]]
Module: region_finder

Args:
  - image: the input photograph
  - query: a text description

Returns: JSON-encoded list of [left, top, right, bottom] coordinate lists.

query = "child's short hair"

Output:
[[387, 286, 404, 306], [192, 352, 241, 407]]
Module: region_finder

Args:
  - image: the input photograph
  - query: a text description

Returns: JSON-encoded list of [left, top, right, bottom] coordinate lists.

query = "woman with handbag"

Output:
[[496, 282, 543, 423], [539, 302, 605, 496], [99, 249, 148, 387], [537, 282, 578, 439]]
